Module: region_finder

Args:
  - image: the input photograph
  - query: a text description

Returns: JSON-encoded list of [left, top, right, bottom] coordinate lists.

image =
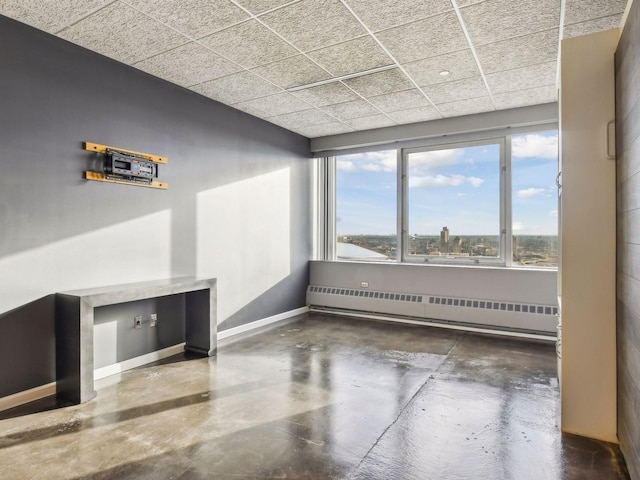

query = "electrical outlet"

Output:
[[361, 282, 369, 288], [134, 315, 142, 329], [150, 313, 157, 327]]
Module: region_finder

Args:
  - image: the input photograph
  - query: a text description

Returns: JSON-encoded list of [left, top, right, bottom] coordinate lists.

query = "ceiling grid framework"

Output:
[[0, 0, 629, 138]]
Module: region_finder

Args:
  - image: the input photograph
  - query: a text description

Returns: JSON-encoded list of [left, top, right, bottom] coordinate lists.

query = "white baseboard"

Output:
[[310, 307, 556, 342], [0, 382, 56, 413], [94, 343, 186, 381], [218, 306, 309, 341], [1, 307, 311, 410], [95, 306, 309, 380]]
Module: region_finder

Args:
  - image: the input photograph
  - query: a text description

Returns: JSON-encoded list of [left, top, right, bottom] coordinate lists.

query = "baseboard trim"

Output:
[[94, 343, 186, 381], [310, 307, 556, 342], [0, 382, 57, 413], [2, 307, 311, 410], [218, 306, 310, 341], [95, 307, 310, 380]]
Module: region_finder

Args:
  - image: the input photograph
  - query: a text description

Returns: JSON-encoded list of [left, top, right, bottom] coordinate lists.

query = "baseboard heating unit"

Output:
[[306, 285, 558, 338]]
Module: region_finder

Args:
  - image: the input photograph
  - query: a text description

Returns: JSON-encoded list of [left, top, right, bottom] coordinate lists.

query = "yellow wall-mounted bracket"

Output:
[[83, 142, 169, 190], [84, 171, 168, 190], [84, 142, 168, 164]]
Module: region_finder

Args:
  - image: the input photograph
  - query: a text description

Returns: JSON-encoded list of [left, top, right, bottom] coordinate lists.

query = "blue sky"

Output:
[[336, 131, 558, 237]]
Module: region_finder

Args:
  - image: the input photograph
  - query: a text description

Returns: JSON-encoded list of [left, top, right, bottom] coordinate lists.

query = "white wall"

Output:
[[559, 29, 618, 442], [310, 261, 558, 333]]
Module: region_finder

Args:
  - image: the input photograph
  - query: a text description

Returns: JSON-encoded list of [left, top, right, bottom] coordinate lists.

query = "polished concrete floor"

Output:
[[0, 313, 629, 479]]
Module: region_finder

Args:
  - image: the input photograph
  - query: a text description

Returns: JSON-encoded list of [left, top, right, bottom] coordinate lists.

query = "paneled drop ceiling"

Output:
[[0, 0, 629, 138]]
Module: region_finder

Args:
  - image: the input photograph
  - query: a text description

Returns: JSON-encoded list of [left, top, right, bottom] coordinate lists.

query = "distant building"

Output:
[[440, 226, 450, 254], [452, 236, 462, 253]]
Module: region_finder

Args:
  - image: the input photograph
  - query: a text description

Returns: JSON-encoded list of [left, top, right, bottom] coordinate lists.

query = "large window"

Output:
[[404, 140, 503, 263], [330, 129, 558, 268], [335, 150, 397, 261], [511, 132, 559, 267]]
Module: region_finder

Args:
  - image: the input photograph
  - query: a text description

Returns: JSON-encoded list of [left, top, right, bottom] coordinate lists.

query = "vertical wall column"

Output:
[[559, 29, 618, 442], [616, 0, 640, 475]]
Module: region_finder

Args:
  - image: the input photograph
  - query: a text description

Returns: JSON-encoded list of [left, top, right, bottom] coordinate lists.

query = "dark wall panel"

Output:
[[0, 16, 311, 398], [0, 296, 55, 397], [616, 0, 640, 477], [93, 294, 186, 368]]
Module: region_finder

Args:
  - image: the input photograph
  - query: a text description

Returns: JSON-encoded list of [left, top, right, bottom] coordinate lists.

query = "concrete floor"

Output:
[[0, 313, 629, 479]]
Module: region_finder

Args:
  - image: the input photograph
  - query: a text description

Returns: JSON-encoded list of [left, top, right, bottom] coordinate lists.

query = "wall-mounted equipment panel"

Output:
[[84, 142, 168, 189]]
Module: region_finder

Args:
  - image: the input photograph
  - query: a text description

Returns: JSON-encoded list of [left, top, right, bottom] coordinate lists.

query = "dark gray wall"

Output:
[[0, 16, 311, 398], [93, 295, 186, 369], [616, 1, 640, 478]]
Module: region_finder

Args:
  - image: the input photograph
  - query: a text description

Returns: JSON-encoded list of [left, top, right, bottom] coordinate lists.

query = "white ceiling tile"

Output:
[[251, 55, 332, 89], [563, 14, 625, 39], [234, 0, 292, 15], [475, 29, 558, 74], [260, 0, 366, 51], [198, 20, 298, 69], [291, 83, 360, 107], [306, 36, 394, 77], [5, 0, 627, 134], [493, 86, 557, 110], [232, 92, 311, 117], [57, 2, 188, 65], [460, 0, 560, 46], [321, 99, 380, 120], [422, 76, 489, 104], [133, 42, 241, 87], [564, 0, 628, 26], [344, 68, 414, 97], [268, 109, 338, 129], [484, 62, 556, 95], [387, 106, 441, 124], [347, 114, 396, 130], [294, 122, 355, 138], [436, 97, 495, 117], [367, 89, 432, 113], [344, 0, 452, 32], [0, 0, 112, 33], [126, 0, 249, 39], [190, 70, 281, 104], [375, 12, 469, 63], [404, 50, 481, 87]]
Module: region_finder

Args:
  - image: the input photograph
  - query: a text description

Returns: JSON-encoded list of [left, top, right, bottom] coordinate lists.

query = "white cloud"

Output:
[[409, 174, 485, 189], [512, 133, 558, 159], [548, 210, 558, 217], [337, 160, 356, 172], [467, 177, 484, 188], [517, 187, 546, 198], [361, 163, 383, 172], [408, 148, 464, 171], [513, 222, 525, 232], [337, 150, 396, 173]]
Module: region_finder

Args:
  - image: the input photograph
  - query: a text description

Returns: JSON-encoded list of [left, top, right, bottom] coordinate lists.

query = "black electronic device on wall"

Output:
[[84, 142, 168, 189], [104, 150, 158, 183]]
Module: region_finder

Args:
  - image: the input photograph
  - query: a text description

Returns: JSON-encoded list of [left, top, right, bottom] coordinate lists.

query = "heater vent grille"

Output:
[[307, 286, 557, 316], [428, 296, 558, 316], [307, 286, 423, 303]]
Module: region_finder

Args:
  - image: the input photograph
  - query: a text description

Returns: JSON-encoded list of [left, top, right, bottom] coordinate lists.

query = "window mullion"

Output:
[[504, 136, 513, 267], [398, 148, 406, 263]]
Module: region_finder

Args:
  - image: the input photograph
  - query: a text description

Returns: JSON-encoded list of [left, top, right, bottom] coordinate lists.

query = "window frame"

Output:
[[320, 123, 558, 270], [400, 137, 508, 266]]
